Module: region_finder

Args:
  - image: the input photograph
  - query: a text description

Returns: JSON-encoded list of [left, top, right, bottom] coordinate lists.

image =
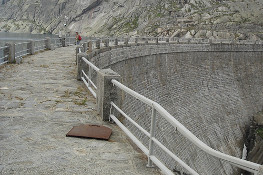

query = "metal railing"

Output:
[[15, 42, 30, 59], [0, 46, 9, 65], [34, 39, 46, 52], [109, 79, 261, 174], [65, 37, 76, 46], [52, 38, 62, 48], [80, 57, 100, 98], [76, 38, 263, 174]]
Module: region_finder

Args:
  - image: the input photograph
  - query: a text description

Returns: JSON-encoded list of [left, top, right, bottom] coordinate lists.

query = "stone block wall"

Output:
[[85, 42, 263, 174]]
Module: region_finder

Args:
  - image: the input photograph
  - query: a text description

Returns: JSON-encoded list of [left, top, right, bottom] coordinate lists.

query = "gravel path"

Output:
[[0, 46, 161, 175]]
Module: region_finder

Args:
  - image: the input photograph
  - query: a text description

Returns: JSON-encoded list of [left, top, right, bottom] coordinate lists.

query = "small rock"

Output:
[[254, 111, 263, 125]]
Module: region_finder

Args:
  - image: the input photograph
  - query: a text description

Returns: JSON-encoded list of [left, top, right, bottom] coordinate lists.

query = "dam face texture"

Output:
[[88, 43, 263, 174]]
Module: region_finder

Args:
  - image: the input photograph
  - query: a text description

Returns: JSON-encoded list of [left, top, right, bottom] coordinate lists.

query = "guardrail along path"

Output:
[[0, 46, 161, 175]]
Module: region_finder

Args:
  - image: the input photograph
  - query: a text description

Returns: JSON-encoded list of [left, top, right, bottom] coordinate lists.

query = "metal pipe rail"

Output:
[[52, 38, 62, 48], [80, 57, 100, 98], [15, 42, 30, 58], [35, 39, 46, 52], [66, 37, 76, 46], [110, 102, 199, 175], [110, 79, 261, 174], [0, 46, 9, 65]]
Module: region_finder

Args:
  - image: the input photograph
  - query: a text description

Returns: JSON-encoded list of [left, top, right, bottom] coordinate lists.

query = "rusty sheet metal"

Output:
[[66, 124, 112, 140]]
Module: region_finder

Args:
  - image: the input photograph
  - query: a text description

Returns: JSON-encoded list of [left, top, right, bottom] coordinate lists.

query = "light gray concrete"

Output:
[[82, 41, 263, 175], [97, 69, 120, 121], [0, 46, 161, 175]]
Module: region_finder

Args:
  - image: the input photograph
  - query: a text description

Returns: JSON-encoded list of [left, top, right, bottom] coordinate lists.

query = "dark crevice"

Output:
[[71, 0, 103, 22]]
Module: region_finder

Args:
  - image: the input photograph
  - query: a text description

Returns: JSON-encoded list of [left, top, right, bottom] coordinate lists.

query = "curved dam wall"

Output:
[[88, 42, 263, 174]]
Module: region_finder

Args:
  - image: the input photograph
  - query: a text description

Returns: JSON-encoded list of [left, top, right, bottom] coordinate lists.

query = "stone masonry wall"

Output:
[[86, 42, 263, 174]]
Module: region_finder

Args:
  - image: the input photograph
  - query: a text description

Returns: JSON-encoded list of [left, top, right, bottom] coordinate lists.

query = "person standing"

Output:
[[75, 32, 82, 45]]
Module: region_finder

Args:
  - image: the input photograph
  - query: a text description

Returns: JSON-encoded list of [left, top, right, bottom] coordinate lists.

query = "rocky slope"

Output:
[[0, 0, 263, 39]]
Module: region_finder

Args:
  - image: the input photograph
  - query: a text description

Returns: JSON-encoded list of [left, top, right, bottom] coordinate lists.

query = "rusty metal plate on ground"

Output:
[[66, 124, 112, 140]]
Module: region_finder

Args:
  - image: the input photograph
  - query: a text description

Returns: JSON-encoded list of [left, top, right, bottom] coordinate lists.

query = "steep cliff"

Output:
[[0, 0, 263, 38]]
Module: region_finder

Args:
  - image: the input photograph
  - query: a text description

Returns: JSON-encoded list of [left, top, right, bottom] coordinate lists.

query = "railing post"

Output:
[[28, 40, 35, 55], [76, 46, 83, 65], [145, 38, 148, 44], [5, 43, 15, 63], [258, 165, 263, 175], [135, 38, 138, 44], [147, 106, 157, 167], [45, 37, 52, 50], [104, 39, 109, 47], [96, 40, 101, 49], [114, 38, 118, 46], [124, 38, 129, 46], [83, 42, 88, 52], [97, 69, 120, 121], [88, 41, 93, 52], [166, 38, 169, 43], [77, 52, 88, 80], [155, 37, 159, 44], [62, 37, 66, 47]]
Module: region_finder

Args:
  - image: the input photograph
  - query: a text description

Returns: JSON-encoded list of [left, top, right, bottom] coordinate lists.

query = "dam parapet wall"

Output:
[[77, 38, 263, 175]]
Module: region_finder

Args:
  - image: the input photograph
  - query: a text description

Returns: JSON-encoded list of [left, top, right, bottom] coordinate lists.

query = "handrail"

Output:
[[111, 79, 261, 174], [0, 46, 9, 65], [81, 57, 100, 72], [110, 102, 199, 175], [80, 57, 100, 98]]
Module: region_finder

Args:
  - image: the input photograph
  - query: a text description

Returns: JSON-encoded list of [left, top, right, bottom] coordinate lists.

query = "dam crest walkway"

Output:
[[0, 46, 161, 175]]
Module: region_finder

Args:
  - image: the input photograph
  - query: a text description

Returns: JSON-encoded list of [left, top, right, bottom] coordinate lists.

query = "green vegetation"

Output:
[[2, 24, 11, 31], [74, 97, 87, 105], [256, 128, 263, 139], [122, 16, 139, 33]]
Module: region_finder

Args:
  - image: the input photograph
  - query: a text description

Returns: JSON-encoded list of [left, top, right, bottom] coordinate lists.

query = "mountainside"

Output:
[[0, 0, 263, 39]]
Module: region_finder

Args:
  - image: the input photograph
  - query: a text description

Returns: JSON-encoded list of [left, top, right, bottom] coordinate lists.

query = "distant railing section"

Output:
[[15, 42, 30, 59], [65, 37, 76, 46], [34, 39, 46, 52], [51, 38, 62, 48], [1, 37, 81, 66], [0, 46, 9, 65]]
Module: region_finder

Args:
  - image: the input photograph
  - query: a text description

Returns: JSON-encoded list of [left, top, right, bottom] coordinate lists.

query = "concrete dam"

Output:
[[82, 41, 263, 174]]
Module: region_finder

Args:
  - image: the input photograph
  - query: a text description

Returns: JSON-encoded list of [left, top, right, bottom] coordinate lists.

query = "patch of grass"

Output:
[[40, 65, 49, 68], [74, 97, 87, 106], [256, 128, 263, 139], [62, 90, 70, 98]]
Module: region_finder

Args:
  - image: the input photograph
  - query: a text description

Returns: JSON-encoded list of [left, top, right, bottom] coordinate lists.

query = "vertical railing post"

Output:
[[155, 37, 159, 44], [76, 46, 83, 65], [97, 69, 121, 121], [135, 38, 138, 44], [124, 38, 129, 46], [62, 37, 66, 47], [96, 40, 101, 49], [147, 106, 157, 167], [77, 52, 88, 80], [114, 38, 118, 46], [28, 40, 35, 55], [145, 38, 148, 44], [88, 41, 93, 52], [83, 42, 88, 52], [104, 39, 109, 47], [166, 38, 169, 43], [5, 43, 15, 63], [45, 37, 52, 50]]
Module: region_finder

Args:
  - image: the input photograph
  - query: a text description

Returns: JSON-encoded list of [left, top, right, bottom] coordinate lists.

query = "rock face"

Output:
[[0, 0, 263, 39], [245, 112, 263, 169]]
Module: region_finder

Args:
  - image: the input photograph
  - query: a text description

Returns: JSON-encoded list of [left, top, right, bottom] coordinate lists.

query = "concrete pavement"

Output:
[[0, 46, 161, 175]]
